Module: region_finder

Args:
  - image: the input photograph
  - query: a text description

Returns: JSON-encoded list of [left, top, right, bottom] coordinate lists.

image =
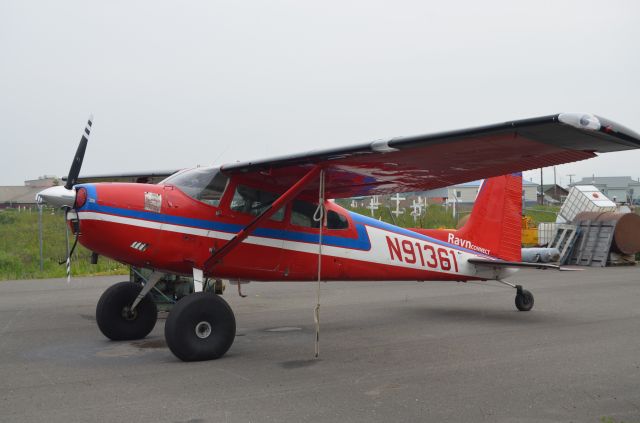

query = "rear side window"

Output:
[[291, 200, 320, 228], [327, 210, 349, 229], [230, 185, 284, 221]]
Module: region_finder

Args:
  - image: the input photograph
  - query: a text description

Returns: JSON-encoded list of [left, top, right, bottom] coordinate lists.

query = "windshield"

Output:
[[162, 167, 229, 206]]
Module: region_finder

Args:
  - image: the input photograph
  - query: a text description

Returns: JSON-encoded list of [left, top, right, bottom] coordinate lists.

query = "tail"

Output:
[[452, 173, 522, 261]]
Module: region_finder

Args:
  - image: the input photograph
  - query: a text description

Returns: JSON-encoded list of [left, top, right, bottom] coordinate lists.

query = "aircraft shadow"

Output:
[[398, 304, 569, 325]]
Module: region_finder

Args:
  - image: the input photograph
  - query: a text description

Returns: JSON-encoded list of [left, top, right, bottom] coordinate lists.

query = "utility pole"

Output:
[[452, 195, 458, 220], [567, 174, 575, 185], [553, 166, 557, 201], [539, 168, 544, 205]]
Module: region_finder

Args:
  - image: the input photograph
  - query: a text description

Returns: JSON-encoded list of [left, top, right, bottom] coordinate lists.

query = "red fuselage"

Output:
[[73, 179, 501, 283]]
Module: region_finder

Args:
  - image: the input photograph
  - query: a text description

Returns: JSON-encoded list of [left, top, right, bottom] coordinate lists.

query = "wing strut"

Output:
[[203, 165, 323, 276], [313, 169, 325, 358]]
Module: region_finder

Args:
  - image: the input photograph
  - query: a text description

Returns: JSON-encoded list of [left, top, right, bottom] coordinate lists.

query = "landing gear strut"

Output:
[[497, 280, 535, 312], [164, 292, 236, 361]]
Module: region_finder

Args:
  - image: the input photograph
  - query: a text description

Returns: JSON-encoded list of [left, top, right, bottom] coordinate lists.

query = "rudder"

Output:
[[452, 174, 522, 261]]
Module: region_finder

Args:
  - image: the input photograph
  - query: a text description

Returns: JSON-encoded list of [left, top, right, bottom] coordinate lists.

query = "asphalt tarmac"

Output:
[[1, 267, 639, 423]]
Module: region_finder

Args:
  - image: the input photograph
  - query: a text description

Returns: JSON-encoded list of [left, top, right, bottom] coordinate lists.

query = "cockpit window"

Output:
[[230, 185, 285, 221], [162, 167, 229, 206]]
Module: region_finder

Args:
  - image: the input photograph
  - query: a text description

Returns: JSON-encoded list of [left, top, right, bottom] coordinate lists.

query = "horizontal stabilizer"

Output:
[[468, 258, 580, 271]]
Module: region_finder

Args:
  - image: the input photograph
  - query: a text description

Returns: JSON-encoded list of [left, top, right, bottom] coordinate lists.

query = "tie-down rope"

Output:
[[312, 169, 325, 358]]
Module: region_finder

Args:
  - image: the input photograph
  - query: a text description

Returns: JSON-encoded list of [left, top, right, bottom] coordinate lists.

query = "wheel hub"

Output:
[[195, 321, 212, 339], [121, 306, 138, 321]]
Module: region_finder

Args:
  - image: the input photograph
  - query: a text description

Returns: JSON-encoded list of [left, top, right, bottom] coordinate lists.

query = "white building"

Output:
[[570, 176, 640, 204], [447, 180, 539, 205]]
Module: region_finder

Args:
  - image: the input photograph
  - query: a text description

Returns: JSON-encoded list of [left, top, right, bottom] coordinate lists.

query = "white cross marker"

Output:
[[390, 193, 406, 217]]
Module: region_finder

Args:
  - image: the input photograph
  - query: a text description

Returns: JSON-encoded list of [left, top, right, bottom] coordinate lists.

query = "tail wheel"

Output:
[[515, 289, 534, 312], [164, 292, 236, 362], [96, 281, 158, 340]]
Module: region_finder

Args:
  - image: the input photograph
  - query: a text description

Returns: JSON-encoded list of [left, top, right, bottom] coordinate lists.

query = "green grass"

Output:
[[336, 200, 460, 229], [338, 200, 559, 229], [0, 208, 127, 280], [523, 204, 560, 225]]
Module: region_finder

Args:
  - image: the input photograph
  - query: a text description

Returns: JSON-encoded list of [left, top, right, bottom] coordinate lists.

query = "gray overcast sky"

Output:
[[1, 0, 639, 187]]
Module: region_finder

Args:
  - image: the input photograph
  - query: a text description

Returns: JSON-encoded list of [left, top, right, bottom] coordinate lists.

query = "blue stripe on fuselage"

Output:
[[76, 186, 371, 250], [75, 183, 489, 256]]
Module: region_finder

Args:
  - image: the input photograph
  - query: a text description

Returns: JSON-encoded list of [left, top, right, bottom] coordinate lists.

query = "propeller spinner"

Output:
[[37, 116, 93, 208]]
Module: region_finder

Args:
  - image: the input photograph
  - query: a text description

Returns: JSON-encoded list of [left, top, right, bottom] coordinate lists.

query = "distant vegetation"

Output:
[[0, 208, 127, 281], [337, 201, 459, 229], [338, 200, 560, 229], [523, 204, 561, 225]]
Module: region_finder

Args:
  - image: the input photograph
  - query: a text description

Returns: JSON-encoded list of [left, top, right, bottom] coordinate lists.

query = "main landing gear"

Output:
[[96, 281, 158, 340], [497, 280, 534, 312], [164, 292, 236, 361], [96, 280, 237, 361]]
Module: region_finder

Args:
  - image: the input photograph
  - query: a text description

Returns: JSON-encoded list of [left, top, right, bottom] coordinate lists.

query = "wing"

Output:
[[70, 170, 181, 184], [221, 113, 640, 199]]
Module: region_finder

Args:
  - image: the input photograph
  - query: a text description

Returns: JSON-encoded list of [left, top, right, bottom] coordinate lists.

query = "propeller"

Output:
[[64, 116, 92, 190], [36, 116, 93, 208], [36, 116, 93, 282]]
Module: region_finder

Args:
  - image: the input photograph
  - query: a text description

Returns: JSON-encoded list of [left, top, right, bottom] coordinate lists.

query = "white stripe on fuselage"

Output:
[[78, 211, 499, 278]]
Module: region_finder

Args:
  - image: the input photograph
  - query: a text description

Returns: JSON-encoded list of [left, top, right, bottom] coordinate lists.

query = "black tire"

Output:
[[515, 289, 534, 312], [164, 292, 236, 362], [96, 281, 158, 341]]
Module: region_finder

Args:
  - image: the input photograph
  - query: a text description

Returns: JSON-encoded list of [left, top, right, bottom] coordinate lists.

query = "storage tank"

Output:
[[557, 186, 616, 223], [573, 212, 640, 255]]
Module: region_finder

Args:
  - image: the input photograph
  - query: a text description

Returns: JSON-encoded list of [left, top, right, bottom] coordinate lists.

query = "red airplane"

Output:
[[37, 113, 640, 361]]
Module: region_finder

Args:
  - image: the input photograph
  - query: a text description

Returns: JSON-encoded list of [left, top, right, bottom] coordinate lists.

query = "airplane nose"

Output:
[[36, 186, 76, 208]]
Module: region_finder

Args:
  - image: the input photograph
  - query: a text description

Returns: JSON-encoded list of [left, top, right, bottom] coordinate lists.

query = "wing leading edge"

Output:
[[220, 113, 640, 199], [71, 170, 181, 184]]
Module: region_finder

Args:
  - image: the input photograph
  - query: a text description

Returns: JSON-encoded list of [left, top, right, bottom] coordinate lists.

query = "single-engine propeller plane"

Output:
[[37, 113, 640, 361]]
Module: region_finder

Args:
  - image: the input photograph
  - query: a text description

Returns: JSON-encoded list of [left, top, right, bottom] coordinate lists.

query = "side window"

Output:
[[326, 210, 349, 230], [199, 172, 229, 206], [291, 200, 320, 228], [230, 185, 284, 221]]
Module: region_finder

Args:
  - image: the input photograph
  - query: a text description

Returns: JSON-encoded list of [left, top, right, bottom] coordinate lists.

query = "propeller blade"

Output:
[[64, 115, 93, 190]]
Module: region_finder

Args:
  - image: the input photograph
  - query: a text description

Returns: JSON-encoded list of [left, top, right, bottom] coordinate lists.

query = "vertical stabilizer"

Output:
[[453, 174, 522, 261]]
